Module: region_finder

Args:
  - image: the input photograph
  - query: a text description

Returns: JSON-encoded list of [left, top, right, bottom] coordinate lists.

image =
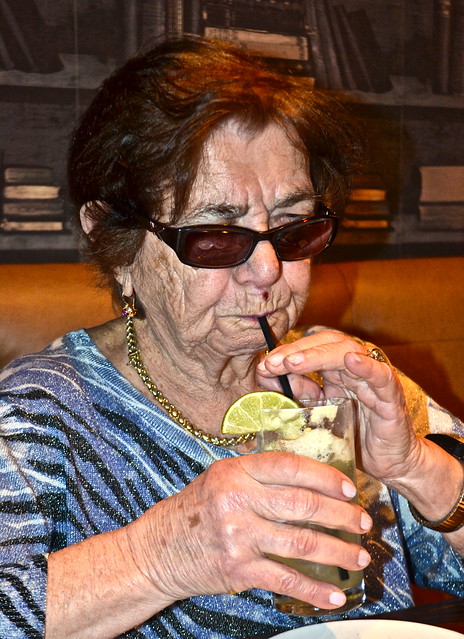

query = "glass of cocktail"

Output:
[[258, 396, 365, 616]]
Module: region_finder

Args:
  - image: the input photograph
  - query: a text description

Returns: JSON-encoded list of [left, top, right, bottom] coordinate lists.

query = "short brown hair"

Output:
[[68, 35, 362, 290]]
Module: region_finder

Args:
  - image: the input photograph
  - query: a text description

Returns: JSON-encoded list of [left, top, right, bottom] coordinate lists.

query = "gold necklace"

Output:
[[125, 316, 256, 447]]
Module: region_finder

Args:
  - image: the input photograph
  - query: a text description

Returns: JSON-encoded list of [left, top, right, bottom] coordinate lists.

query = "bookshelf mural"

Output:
[[0, 0, 463, 263]]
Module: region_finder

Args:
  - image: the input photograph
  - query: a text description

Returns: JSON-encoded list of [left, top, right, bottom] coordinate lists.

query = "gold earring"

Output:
[[122, 294, 137, 318]]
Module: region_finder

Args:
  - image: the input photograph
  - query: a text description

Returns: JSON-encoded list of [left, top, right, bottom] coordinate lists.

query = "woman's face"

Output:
[[128, 120, 316, 358]]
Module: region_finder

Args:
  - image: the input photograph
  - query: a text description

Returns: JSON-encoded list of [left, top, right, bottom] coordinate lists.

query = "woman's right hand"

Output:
[[127, 452, 372, 611]]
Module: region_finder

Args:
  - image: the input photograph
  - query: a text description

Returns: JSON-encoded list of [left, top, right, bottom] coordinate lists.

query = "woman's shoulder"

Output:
[[0, 326, 142, 430], [0, 329, 107, 416], [1, 329, 91, 381]]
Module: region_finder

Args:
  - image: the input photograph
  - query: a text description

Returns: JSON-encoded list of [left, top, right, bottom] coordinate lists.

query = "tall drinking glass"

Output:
[[258, 397, 365, 616]]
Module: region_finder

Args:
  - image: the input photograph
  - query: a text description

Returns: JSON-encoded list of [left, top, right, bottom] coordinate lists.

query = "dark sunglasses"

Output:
[[130, 204, 338, 269]]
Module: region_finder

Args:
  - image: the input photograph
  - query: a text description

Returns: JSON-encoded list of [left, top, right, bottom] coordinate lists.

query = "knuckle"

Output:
[[291, 525, 319, 556], [277, 567, 303, 593], [301, 490, 323, 519], [277, 452, 312, 482], [284, 487, 324, 522], [276, 567, 320, 602], [205, 460, 247, 508], [276, 524, 318, 558]]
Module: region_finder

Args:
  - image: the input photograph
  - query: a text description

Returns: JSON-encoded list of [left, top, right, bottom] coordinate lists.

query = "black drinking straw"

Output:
[[258, 316, 294, 400]]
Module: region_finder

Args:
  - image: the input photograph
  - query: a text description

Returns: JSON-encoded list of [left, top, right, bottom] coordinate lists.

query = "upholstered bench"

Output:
[[1, 255, 463, 420]]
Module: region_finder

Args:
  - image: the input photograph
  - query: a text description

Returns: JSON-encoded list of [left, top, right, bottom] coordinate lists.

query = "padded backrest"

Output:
[[1, 256, 463, 419]]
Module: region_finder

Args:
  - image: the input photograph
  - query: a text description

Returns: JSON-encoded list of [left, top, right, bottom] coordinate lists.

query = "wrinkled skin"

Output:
[[126, 451, 371, 609]]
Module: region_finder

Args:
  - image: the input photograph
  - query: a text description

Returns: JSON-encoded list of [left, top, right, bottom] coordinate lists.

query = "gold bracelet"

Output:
[[409, 477, 464, 533]]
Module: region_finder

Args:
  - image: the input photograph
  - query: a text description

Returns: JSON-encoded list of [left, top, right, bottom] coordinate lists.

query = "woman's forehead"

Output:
[[182, 123, 312, 217]]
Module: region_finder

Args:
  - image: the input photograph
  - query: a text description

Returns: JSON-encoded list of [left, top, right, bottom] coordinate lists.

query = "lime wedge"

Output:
[[221, 391, 301, 435]]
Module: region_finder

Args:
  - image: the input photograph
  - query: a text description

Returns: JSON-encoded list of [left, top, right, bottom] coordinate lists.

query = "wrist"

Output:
[[408, 434, 464, 533], [388, 436, 464, 524], [124, 511, 180, 609], [409, 476, 464, 533]]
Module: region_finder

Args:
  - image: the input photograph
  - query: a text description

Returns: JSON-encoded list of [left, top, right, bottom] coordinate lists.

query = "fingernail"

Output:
[[267, 353, 284, 366], [329, 591, 346, 606], [257, 362, 266, 371], [286, 353, 304, 365], [361, 512, 373, 531], [342, 481, 357, 498], [358, 549, 370, 567]]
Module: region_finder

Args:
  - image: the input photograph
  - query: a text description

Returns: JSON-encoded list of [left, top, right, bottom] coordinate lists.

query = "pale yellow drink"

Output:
[[258, 397, 365, 616]]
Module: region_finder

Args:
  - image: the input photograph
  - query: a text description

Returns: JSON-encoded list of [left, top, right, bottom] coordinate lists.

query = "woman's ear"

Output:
[[114, 267, 134, 299], [79, 202, 97, 236]]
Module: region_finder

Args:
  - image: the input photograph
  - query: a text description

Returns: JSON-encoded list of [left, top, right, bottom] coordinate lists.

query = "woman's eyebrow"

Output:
[[273, 189, 317, 209], [188, 202, 246, 221], [188, 189, 316, 221]]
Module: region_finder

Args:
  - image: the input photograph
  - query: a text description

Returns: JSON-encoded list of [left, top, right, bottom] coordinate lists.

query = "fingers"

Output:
[[218, 511, 370, 611], [257, 332, 365, 377], [251, 556, 359, 611], [256, 372, 323, 399], [343, 351, 397, 393], [238, 452, 358, 503], [256, 331, 399, 405], [259, 520, 370, 573], [254, 482, 372, 534]]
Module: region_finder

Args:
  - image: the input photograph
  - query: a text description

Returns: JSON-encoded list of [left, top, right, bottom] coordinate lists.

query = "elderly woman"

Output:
[[0, 36, 463, 639]]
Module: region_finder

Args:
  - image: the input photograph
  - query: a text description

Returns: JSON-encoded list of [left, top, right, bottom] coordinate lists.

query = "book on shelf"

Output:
[[330, 4, 374, 92], [315, 2, 392, 93], [3, 165, 55, 185], [312, 0, 344, 89], [1, 163, 65, 232], [349, 188, 387, 202], [203, 27, 309, 64], [2, 199, 63, 217], [418, 165, 464, 229], [349, 173, 389, 203], [1, 218, 64, 232], [344, 201, 390, 218], [418, 204, 464, 230], [200, 0, 307, 35], [304, 0, 329, 87], [341, 217, 390, 230], [432, 0, 464, 95], [419, 166, 464, 202], [342, 172, 391, 230], [449, 0, 464, 95], [343, 8, 392, 93], [3, 184, 61, 200], [325, 1, 357, 90], [433, 0, 452, 93]]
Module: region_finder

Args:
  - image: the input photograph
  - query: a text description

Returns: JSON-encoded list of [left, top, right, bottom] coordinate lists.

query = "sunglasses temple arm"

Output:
[[124, 206, 161, 233]]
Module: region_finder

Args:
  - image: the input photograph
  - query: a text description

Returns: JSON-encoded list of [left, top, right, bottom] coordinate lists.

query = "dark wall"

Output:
[[0, 0, 463, 262]]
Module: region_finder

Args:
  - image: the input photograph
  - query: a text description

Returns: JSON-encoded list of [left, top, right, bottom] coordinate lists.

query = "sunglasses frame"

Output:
[[130, 204, 339, 269]]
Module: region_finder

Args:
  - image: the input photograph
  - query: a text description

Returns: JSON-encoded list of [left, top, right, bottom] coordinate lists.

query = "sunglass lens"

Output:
[[183, 229, 253, 267], [277, 219, 335, 259]]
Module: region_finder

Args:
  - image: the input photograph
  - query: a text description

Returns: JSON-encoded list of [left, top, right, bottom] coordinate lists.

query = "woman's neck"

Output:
[[89, 317, 262, 438]]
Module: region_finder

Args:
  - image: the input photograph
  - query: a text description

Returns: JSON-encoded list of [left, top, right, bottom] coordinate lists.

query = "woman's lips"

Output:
[[238, 313, 273, 322]]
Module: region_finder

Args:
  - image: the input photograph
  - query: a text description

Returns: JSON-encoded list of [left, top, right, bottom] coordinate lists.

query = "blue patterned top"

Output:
[[1, 330, 463, 638]]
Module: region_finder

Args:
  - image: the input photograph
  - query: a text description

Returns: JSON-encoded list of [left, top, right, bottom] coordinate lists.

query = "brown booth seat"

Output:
[[1, 255, 463, 420]]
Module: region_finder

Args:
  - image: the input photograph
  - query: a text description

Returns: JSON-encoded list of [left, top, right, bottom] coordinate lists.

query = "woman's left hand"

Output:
[[256, 329, 422, 486]]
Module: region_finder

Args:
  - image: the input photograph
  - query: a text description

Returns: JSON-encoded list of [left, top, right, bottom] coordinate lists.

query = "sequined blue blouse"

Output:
[[0, 330, 463, 638]]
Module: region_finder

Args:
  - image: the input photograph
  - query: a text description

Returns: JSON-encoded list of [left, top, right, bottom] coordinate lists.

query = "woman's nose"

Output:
[[234, 238, 281, 286]]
